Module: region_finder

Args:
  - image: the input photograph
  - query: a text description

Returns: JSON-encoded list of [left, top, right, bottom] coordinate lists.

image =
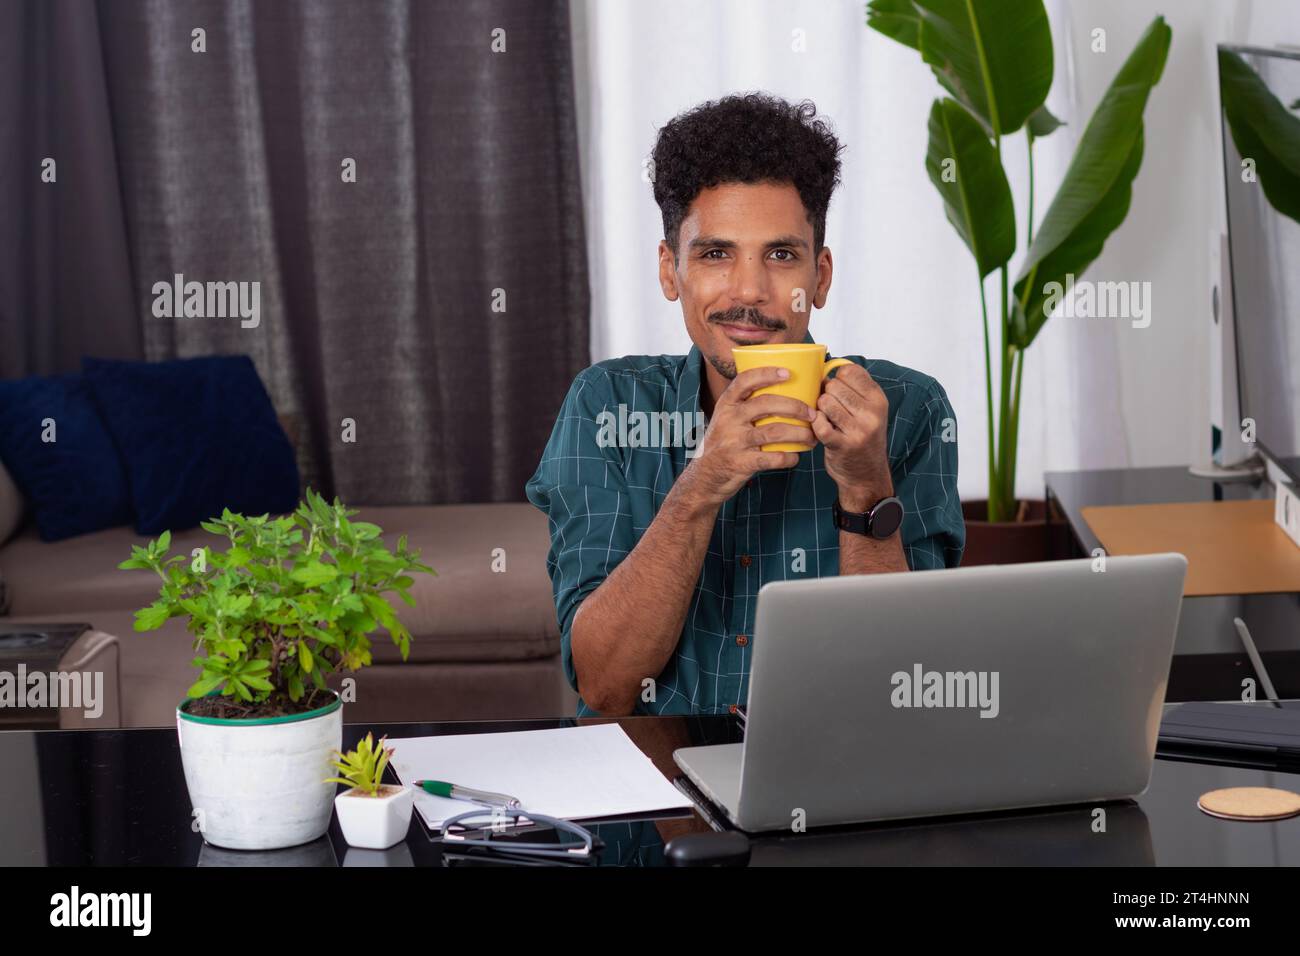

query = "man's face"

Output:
[[658, 181, 833, 386]]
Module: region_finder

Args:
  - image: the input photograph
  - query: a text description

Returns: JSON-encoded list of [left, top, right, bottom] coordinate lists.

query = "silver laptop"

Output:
[[674, 554, 1188, 833]]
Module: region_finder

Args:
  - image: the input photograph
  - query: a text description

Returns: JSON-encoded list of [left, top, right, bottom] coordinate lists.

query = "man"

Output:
[[526, 93, 963, 717]]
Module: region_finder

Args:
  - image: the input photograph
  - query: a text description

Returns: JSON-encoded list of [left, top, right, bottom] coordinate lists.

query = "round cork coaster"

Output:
[[1197, 787, 1300, 821]]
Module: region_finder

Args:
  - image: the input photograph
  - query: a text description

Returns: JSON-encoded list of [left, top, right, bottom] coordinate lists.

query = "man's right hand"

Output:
[[684, 366, 817, 506]]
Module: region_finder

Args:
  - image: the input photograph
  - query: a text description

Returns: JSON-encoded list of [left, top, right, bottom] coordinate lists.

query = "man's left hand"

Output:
[[810, 364, 894, 511]]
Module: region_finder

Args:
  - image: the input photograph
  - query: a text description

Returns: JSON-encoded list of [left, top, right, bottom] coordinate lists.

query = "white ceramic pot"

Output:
[[176, 691, 342, 851], [334, 784, 414, 850]]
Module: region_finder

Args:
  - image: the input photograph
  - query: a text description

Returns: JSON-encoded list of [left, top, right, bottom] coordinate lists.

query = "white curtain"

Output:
[[570, 0, 1131, 501]]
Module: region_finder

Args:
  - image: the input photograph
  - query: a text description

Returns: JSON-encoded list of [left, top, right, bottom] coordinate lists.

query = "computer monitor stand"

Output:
[[1188, 453, 1267, 483]]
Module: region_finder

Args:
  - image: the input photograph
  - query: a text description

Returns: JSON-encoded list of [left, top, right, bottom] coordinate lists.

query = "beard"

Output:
[[705, 306, 787, 380], [706, 352, 739, 380]]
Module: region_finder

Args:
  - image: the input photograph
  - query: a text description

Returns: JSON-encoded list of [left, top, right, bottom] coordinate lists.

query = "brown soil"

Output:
[[344, 784, 403, 798], [185, 689, 333, 721]]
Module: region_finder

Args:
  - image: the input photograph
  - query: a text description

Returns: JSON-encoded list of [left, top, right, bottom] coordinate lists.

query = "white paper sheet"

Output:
[[385, 723, 693, 829]]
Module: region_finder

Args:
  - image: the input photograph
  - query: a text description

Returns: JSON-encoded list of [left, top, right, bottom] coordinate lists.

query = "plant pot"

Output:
[[333, 783, 415, 850], [176, 690, 342, 851], [961, 499, 1052, 566]]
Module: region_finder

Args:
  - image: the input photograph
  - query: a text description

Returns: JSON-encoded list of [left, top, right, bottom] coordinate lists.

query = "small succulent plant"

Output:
[[325, 732, 395, 796]]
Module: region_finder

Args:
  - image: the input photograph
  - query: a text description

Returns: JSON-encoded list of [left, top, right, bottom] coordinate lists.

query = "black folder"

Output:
[[1158, 701, 1300, 761]]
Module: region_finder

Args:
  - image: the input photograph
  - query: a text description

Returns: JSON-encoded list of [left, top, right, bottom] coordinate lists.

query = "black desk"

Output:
[[1046, 467, 1300, 701], [4, 714, 1300, 867]]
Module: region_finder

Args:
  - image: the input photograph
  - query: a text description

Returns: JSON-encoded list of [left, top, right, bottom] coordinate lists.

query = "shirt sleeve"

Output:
[[889, 376, 965, 570], [524, 367, 633, 692]]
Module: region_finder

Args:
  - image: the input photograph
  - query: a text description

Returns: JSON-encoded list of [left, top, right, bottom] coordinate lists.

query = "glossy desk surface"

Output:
[[4, 712, 1300, 867]]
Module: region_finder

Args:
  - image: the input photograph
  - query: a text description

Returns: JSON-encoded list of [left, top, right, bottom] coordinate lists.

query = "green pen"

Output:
[[414, 779, 522, 810]]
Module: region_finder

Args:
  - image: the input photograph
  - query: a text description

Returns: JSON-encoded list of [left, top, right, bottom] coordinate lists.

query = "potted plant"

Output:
[[866, 1, 1172, 562], [327, 731, 414, 849], [120, 489, 433, 850]]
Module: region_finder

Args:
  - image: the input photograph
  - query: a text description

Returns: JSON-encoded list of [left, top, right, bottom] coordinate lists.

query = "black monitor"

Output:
[[1218, 44, 1300, 482]]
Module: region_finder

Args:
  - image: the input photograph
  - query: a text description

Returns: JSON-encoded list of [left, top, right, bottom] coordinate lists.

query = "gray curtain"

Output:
[[4, 0, 589, 505], [0, 0, 144, 376]]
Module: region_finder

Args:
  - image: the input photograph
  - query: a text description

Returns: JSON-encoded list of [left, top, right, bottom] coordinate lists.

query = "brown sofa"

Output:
[[0, 500, 576, 728]]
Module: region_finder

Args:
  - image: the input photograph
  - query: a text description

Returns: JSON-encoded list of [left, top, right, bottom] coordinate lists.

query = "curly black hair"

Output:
[[650, 92, 844, 256]]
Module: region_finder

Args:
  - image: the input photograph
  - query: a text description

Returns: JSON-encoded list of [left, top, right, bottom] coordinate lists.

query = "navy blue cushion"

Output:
[[82, 355, 300, 534], [0, 374, 134, 541]]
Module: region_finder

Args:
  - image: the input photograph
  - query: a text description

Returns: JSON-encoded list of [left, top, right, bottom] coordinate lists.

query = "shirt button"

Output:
[[739, 554, 752, 568], [728, 704, 739, 715], [736, 634, 749, 647]]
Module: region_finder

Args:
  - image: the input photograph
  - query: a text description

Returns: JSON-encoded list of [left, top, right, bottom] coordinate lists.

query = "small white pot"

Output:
[[176, 691, 342, 851], [334, 784, 415, 850]]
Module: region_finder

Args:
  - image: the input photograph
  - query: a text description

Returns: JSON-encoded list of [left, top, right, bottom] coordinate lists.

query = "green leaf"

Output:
[[215, 639, 245, 659], [865, 0, 921, 49], [308, 625, 340, 647], [1027, 103, 1063, 138], [298, 642, 314, 673], [133, 602, 173, 632], [926, 97, 1016, 277], [362, 594, 400, 631], [910, 0, 1053, 136], [1218, 48, 1300, 223], [156, 530, 172, 554], [334, 554, 365, 576], [291, 561, 339, 587], [186, 675, 224, 698], [1012, 16, 1171, 346]]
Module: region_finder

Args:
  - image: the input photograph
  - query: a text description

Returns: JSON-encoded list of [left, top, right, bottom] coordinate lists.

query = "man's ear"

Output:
[[657, 240, 680, 302], [812, 245, 833, 309]]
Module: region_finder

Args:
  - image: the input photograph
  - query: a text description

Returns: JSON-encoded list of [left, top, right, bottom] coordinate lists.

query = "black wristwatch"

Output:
[[832, 496, 904, 540]]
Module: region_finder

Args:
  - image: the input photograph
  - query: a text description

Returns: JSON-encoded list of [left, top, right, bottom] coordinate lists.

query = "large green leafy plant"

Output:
[[1218, 48, 1300, 224], [120, 490, 434, 715], [867, 1, 1172, 521]]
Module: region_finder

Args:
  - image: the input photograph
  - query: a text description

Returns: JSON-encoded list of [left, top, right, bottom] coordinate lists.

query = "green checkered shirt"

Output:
[[525, 341, 964, 716]]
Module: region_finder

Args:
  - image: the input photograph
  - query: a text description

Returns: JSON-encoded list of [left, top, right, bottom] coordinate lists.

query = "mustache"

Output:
[[708, 307, 786, 331]]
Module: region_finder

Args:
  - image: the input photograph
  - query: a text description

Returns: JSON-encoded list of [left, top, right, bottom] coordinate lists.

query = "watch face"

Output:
[[870, 498, 905, 539]]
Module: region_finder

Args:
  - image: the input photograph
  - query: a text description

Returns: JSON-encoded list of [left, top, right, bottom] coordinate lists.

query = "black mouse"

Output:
[[664, 831, 751, 867]]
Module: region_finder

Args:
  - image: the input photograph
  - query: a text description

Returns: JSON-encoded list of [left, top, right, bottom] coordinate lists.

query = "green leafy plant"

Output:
[[325, 732, 395, 795], [867, 1, 1172, 521], [1218, 48, 1300, 223], [120, 489, 435, 712]]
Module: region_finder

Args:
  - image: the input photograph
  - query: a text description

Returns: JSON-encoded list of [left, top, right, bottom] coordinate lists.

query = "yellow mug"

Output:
[[731, 343, 852, 452]]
